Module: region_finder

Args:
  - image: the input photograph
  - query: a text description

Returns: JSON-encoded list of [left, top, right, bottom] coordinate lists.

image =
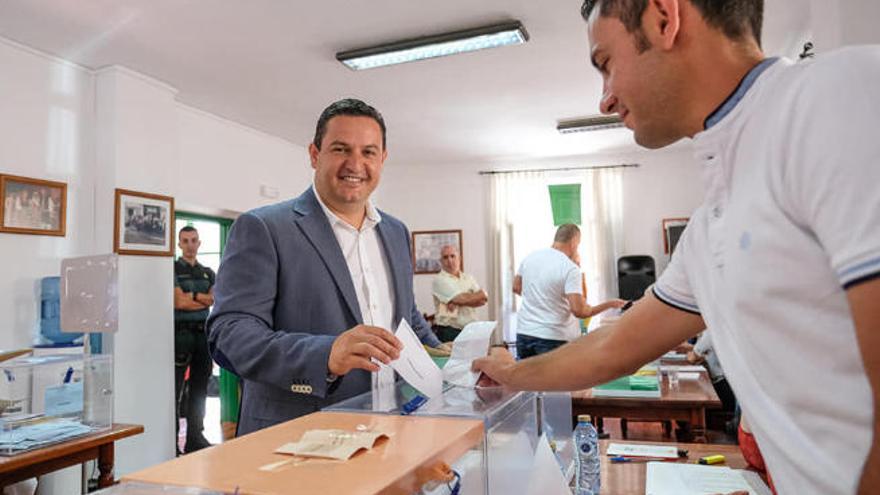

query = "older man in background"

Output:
[[432, 244, 487, 342]]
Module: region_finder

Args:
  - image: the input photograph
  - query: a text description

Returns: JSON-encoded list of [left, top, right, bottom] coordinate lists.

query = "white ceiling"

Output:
[[0, 0, 811, 168]]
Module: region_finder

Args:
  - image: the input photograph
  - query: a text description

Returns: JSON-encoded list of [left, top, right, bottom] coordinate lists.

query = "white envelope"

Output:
[[442, 321, 496, 388], [390, 319, 443, 398]]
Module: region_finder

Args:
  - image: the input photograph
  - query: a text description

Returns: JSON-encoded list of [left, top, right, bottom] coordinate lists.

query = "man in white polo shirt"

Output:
[[432, 244, 488, 342], [515, 223, 625, 358], [474, 1, 880, 493]]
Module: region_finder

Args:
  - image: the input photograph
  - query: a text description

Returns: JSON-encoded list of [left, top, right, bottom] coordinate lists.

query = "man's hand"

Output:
[[328, 325, 402, 375], [609, 298, 628, 309], [472, 347, 518, 388], [686, 350, 705, 365]]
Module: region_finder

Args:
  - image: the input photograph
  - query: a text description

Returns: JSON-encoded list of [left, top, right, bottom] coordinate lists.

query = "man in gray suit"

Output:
[[207, 99, 446, 435]]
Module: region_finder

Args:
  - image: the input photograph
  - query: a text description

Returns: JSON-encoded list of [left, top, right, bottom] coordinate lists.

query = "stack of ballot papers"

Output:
[[275, 429, 388, 460], [0, 418, 93, 454], [646, 462, 770, 495]]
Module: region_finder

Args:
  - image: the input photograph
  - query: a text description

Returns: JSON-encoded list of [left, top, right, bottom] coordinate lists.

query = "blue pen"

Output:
[[400, 395, 428, 415], [63, 367, 74, 384]]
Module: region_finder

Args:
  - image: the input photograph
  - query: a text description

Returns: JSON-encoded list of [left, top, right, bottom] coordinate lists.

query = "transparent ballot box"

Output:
[[538, 391, 575, 482], [0, 353, 113, 455], [93, 482, 225, 495], [325, 382, 539, 494]]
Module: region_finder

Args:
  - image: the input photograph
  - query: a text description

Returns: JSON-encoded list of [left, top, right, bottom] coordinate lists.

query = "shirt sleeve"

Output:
[[782, 48, 880, 289], [562, 264, 583, 296], [653, 217, 701, 315], [432, 275, 461, 304]]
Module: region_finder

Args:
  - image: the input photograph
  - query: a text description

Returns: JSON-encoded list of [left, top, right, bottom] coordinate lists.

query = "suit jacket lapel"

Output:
[[292, 188, 362, 324], [376, 220, 406, 325]]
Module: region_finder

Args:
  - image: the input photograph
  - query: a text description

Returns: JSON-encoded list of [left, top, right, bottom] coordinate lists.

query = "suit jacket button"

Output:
[[304, 385, 313, 394]]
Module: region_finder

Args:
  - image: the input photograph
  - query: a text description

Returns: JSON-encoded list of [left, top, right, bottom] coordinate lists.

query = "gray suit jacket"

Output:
[[207, 187, 440, 435]]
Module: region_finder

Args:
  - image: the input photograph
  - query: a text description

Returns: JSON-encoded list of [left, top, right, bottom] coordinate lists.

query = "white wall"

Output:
[[177, 105, 311, 214], [377, 145, 704, 317], [376, 165, 492, 321]]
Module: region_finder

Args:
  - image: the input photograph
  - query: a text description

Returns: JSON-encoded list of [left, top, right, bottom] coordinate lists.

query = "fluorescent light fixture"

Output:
[[337, 21, 529, 70], [557, 115, 624, 134]]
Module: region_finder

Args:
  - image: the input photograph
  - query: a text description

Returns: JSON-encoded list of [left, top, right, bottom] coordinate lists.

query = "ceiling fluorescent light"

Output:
[[337, 21, 529, 70], [557, 115, 624, 134]]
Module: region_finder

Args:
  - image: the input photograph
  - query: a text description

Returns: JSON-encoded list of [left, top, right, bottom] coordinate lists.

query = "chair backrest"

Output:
[[617, 255, 656, 300]]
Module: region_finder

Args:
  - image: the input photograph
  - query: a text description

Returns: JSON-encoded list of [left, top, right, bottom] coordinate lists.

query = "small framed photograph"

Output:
[[114, 188, 175, 256], [662, 218, 689, 255], [0, 174, 67, 236], [412, 229, 463, 275]]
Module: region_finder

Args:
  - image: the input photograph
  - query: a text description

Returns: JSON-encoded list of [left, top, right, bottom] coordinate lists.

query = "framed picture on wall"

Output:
[[412, 229, 463, 275], [114, 188, 175, 256], [662, 217, 689, 255], [0, 174, 67, 236]]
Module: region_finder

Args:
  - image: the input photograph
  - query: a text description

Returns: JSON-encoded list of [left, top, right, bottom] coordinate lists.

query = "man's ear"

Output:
[[643, 0, 681, 50], [308, 143, 320, 169]]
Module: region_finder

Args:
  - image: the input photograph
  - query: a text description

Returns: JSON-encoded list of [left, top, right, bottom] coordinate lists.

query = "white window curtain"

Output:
[[486, 167, 624, 342]]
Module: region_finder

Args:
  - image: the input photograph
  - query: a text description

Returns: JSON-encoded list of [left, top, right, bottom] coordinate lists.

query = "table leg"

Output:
[[691, 408, 707, 443], [98, 442, 115, 488]]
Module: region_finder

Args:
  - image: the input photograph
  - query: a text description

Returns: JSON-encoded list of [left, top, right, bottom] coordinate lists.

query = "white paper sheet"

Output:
[[679, 372, 702, 380], [606, 443, 680, 459], [526, 434, 571, 495], [442, 321, 496, 388], [390, 319, 443, 398], [645, 462, 757, 495]]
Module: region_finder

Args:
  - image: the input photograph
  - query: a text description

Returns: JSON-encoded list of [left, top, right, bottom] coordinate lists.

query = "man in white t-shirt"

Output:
[[474, 1, 880, 493], [432, 244, 488, 342], [515, 223, 625, 358]]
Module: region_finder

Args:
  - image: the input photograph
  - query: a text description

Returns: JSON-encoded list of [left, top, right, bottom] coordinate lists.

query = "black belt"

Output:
[[176, 321, 206, 331]]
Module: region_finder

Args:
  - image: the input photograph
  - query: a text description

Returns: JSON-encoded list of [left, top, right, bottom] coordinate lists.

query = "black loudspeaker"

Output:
[[617, 256, 656, 300]]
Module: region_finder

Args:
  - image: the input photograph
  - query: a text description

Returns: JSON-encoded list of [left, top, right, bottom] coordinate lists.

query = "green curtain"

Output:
[[548, 184, 581, 226]]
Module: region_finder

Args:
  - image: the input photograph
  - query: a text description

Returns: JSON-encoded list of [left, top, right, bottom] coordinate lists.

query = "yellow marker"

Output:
[[698, 454, 726, 465]]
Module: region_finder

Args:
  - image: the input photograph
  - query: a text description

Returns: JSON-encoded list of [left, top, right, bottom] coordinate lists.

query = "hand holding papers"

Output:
[[390, 320, 443, 398], [442, 321, 496, 388]]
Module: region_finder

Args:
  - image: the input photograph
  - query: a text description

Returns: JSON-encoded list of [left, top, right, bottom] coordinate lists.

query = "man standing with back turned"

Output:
[[208, 98, 445, 435], [474, 1, 880, 493]]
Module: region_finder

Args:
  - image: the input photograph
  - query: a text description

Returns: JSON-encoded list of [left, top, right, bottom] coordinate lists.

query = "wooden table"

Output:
[[125, 411, 484, 495], [0, 423, 144, 489], [573, 370, 721, 442], [600, 439, 752, 494]]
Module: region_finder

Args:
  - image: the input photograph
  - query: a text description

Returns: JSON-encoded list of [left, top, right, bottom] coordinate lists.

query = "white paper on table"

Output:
[[645, 462, 757, 495], [678, 372, 702, 380], [666, 365, 707, 373], [606, 443, 679, 459], [390, 319, 443, 398], [442, 321, 496, 388], [526, 434, 570, 495]]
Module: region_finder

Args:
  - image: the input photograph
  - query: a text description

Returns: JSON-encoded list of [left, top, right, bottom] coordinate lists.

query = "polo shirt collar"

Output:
[[704, 57, 779, 130]]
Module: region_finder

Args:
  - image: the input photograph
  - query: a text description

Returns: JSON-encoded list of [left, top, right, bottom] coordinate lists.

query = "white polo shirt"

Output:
[[516, 248, 583, 342], [433, 270, 482, 329], [654, 47, 880, 494]]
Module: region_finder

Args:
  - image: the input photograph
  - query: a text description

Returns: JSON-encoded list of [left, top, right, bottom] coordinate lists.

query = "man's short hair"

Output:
[[312, 98, 387, 150], [179, 225, 198, 238], [581, 0, 763, 50], [554, 224, 581, 243]]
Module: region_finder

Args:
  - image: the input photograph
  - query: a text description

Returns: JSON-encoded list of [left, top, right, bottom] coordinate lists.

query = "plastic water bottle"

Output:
[[574, 414, 600, 495]]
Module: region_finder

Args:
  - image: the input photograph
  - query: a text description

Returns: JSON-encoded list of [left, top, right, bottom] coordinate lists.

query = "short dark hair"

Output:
[[554, 224, 581, 243], [581, 0, 763, 50], [312, 98, 387, 150], [179, 225, 197, 238]]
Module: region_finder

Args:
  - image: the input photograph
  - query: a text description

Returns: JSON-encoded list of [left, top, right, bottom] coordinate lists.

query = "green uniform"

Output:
[[174, 257, 215, 452]]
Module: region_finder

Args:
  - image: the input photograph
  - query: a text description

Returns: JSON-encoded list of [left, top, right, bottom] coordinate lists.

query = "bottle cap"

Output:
[[577, 414, 592, 423]]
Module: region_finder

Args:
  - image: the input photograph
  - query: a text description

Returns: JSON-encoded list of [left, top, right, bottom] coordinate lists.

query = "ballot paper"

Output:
[[275, 429, 388, 460], [606, 443, 680, 459], [645, 462, 758, 495], [442, 321, 496, 388], [526, 434, 571, 495], [391, 320, 443, 398]]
